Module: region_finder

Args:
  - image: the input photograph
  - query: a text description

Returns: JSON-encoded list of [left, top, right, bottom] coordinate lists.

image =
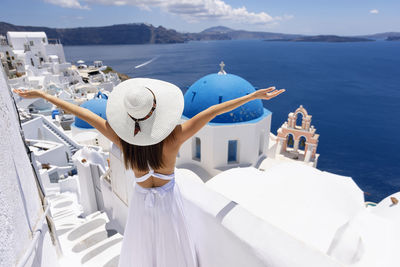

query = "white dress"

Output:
[[118, 170, 198, 267]]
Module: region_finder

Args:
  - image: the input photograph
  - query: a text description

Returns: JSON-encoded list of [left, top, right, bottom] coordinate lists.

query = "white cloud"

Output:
[[61, 15, 85, 20], [370, 9, 379, 14], [44, 0, 291, 25], [44, 0, 89, 9]]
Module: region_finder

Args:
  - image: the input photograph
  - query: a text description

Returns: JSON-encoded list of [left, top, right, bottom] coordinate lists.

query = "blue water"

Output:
[[64, 40, 400, 202]]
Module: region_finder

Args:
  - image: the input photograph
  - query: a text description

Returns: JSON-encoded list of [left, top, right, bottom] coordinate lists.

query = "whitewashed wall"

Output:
[[44, 44, 66, 63], [7, 32, 47, 60], [0, 64, 58, 266]]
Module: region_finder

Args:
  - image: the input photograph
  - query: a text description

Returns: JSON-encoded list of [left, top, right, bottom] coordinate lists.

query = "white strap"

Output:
[[152, 172, 175, 180], [135, 169, 176, 182], [135, 170, 154, 183]]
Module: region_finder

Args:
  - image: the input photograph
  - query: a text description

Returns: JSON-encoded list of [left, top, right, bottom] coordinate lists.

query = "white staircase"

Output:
[[48, 192, 123, 267], [41, 116, 81, 163]]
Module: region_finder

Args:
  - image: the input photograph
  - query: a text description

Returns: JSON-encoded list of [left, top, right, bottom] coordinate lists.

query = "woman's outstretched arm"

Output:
[[13, 89, 121, 148], [175, 87, 285, 144]]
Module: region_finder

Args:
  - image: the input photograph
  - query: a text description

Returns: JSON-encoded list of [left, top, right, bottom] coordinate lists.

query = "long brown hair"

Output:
[[119, 130, 175, 172]]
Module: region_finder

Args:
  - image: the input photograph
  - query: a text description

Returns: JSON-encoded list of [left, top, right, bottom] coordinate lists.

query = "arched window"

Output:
[[228, 140, 238, 163], [299, 136, 307, 150], [193, 137, 201, 161], [287, 134, 294, 148], [296, 113, 303, 128]]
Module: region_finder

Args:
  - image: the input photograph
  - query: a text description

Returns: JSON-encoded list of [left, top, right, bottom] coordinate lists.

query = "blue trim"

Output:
[[51, 109, 59, 119], [181, 108, 272, 126], [70, 122, 92, 129]]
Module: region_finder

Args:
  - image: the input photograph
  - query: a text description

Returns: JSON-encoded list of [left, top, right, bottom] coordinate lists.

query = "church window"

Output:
[[228, 140, 238, 163], [259, 134, 264, 155], [193, 137, 201, 161]]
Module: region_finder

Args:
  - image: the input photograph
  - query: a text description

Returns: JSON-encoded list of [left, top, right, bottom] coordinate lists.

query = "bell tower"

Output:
[[275, 105, 319, 167]]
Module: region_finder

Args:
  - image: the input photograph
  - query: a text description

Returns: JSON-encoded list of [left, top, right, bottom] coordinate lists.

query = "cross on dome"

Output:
[[218, 61, 227, 75]]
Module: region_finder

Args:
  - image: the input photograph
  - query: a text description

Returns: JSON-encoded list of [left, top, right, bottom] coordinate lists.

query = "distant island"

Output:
[[266, 35, 374, 43], [386, 36, 400, 41], [0, 22, 398, 45]]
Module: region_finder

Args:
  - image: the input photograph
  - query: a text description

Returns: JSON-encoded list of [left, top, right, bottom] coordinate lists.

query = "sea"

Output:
[[64, 40, 400, 203]]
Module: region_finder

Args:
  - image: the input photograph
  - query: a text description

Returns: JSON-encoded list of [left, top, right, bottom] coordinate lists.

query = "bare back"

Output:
[[133, 126, 181, 188]]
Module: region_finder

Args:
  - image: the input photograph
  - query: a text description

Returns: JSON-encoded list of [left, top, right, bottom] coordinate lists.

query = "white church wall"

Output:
[[0, 64, 58, 266], [177, 113, 271, 177]]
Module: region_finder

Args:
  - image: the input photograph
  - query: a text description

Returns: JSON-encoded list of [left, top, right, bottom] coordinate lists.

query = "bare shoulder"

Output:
[[164, 125, 183, 149]]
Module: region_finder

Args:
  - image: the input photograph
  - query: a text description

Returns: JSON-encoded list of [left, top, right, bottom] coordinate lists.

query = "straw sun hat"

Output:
[[106, 78, 184, 146]]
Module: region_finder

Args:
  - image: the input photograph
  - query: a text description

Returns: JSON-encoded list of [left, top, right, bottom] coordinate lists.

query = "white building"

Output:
[[177, 63, 272, 179], [1, 32, 119, 115], [6, 31, 67, 68]]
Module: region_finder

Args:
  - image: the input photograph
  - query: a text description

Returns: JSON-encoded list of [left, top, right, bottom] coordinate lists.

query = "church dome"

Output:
[[183, 70, 265, 123], [73, 98, 107, 129]]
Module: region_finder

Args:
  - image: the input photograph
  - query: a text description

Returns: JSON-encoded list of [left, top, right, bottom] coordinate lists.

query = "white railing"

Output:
[[16, 205, 51, 267]]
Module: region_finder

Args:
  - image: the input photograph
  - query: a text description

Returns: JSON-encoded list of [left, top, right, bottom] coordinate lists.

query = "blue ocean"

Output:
[[64, 40, 400, 203]]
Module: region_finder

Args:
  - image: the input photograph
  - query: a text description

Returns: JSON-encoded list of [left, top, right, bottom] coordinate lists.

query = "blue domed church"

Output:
[[177, 63, 272, 178], [70, 93, 111, 151]]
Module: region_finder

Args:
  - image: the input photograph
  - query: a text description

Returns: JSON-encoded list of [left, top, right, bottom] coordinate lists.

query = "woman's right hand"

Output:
[[252, 87, 286, 100], [13, 89, 45, 99]]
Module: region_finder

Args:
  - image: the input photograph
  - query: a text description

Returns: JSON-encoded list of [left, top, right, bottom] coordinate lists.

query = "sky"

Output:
[[1, 0, 399, 35]]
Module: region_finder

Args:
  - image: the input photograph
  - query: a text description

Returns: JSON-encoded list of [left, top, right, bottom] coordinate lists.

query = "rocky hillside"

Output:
[[1, 22, 398, 45], [0, 22, 185, 45]]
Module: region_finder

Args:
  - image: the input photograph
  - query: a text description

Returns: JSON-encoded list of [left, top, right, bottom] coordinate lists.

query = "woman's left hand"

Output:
[[252, 87, 286, 100], [13, 89, 45, 99]]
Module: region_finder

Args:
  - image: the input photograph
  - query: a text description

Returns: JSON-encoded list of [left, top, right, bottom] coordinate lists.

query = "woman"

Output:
[[14, 78, 284, 267]]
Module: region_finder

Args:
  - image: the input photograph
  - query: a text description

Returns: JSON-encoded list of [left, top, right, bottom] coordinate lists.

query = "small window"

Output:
[[29, 40, 34, 46], [193, 137, 201, 161], [30, 58, 34, 66], [228, 140, 238, 163], [259, 134, 264, 155], [42, 38, 46, 43]]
